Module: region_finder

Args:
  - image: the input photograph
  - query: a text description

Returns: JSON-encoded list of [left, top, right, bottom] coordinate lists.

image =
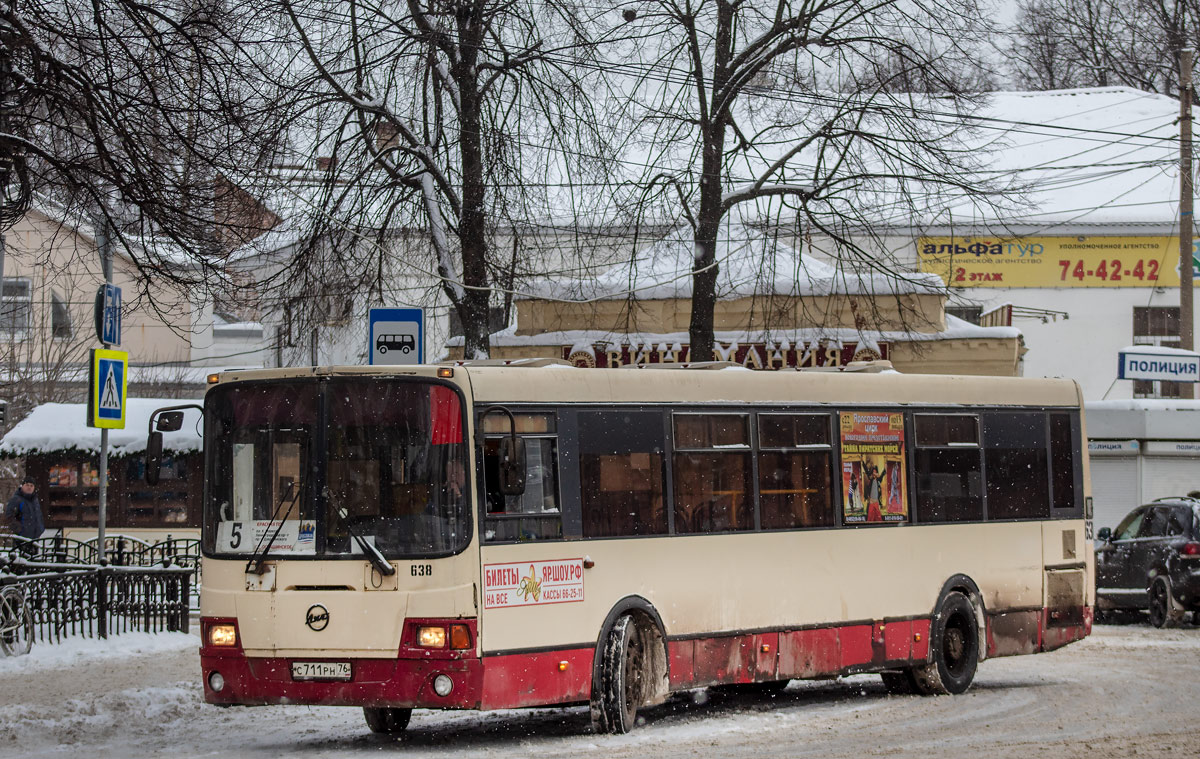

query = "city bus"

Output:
[[155, 361, 1092, 735]]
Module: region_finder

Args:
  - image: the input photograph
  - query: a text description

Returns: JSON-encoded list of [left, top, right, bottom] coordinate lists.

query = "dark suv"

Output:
[[1095, 497, 1200, 627]]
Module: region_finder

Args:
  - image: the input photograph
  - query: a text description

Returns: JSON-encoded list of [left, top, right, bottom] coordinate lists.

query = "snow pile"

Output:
[[0, 684, 199, 747], [0, 398, 203, 457], [0, 631, 197, 675]]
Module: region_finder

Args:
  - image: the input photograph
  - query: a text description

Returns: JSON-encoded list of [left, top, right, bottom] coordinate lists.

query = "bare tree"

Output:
[[1007, 0, 1200, 94], [0, 0, 294, 315], [254, 0, 615, 360], [616, 0, 1004, 362]]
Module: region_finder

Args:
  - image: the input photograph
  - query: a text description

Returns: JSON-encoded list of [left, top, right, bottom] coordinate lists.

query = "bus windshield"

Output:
[[203, 378, 470, 559]]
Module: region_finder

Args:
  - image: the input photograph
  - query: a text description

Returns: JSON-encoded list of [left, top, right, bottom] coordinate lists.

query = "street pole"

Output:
[[96, 217, 111, 558], [1181, 48, 1195, 399]]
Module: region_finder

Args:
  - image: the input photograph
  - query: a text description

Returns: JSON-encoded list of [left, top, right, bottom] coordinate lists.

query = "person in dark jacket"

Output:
[[5, 476, 44, 550]]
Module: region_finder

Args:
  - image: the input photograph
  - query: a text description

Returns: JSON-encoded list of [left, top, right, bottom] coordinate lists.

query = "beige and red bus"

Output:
[[166, 361, 1092, 734]]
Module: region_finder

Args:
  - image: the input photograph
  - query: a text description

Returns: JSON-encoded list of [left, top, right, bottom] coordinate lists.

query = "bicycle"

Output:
[[0, 584, 34, 656]]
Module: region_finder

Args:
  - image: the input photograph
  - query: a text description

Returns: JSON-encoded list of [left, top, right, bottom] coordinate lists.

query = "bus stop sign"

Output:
[[369, 308, 424, 365], [93, 284, 122, 346]]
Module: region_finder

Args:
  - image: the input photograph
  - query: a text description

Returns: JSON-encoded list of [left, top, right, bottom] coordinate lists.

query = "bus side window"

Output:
[[481, 412, 562, 542], [671, 413, 753, 534], [983, 412, 1050, 521], [757, 414, 834, 529], [1049, 412, 1079, 512], [579, 411, 667, 537], [914, 414, 983, 523]]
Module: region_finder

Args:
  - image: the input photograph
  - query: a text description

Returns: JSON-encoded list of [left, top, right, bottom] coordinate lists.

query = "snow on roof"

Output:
[[0, 398, 204, 457], [520, 224, 944, 302], [927, 87, 1178, 229]]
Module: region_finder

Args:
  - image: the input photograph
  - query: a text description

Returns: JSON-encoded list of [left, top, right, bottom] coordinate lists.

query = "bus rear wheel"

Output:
[[911, 591, 979, 696], [363, 706, 412, 734], [593, 614, 647, 734]]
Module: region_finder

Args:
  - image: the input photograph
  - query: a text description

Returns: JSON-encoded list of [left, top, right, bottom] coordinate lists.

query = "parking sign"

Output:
[[368, 308, 424, 365]]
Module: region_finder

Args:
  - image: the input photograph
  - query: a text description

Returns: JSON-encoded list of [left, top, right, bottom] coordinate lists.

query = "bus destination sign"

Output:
[[483, 559, 585, 608]]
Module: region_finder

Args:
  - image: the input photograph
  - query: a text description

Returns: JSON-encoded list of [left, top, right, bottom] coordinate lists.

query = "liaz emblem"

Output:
[[306, 604, 329, 631]]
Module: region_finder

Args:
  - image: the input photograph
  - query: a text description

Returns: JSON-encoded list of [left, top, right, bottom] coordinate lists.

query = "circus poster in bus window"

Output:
[[839, 412, 908, 523]]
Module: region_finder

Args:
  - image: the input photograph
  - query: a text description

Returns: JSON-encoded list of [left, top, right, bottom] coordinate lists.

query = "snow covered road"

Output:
[[2, 624, 1198, 758]]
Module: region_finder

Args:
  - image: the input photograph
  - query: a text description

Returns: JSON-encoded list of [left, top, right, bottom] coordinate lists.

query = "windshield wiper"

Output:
[[332, 506, 396, 577], [246, 481, 299, 575]]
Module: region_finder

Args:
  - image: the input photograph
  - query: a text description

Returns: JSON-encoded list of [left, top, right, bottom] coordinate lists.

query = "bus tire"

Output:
[[593, 614, 646, 734], [363, 706, 412, 734], [911, 591, 979, 696]]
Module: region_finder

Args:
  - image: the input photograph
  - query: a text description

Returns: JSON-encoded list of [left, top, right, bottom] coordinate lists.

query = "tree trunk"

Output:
[[455, 3, 492, 360], [689, 149, 725, 362], [687, 0, 733, 363]]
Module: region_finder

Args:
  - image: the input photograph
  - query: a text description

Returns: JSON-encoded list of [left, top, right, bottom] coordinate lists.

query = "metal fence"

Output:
[[0, 557, 191, 645], [1, 534, 201, 605]]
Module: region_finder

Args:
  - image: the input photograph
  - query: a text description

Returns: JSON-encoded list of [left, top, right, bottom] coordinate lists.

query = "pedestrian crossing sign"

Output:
[[88, 348, 128, 429]]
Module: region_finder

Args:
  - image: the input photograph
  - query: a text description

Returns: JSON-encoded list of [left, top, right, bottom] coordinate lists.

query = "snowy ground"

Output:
[[3, 623, 1199, 758]]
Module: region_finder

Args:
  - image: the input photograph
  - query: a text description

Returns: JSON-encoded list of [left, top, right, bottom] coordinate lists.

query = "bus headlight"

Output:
[[417, 626, 446, 648], [208, 671, 226, 692], [209, 624, 238, 647], [432, 674, 453, 697]]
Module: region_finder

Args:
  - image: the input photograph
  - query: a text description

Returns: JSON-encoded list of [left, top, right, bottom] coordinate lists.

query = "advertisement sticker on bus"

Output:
[[840, 412, 908, 524], [215, 520, 317, 554], [483, 558, 585, 608]]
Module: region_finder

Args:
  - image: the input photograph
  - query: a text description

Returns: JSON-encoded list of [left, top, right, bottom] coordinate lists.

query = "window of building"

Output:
[[914, 414, 983, 523], [945, 306, 982, 325], [1133, 306, 1179, 338], [482, 412, 561, 541], [0, 277, 32, 336], [51, 290, 72, 339], [983, 412, 1050, 520], [757, 414, 834, 529], [1132, 306, 1184, 397], [672, 413, 753, 533], [579, 411, 667, 538]]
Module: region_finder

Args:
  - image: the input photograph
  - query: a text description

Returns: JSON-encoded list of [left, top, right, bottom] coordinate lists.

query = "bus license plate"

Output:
[[291, 661, 351, 681]]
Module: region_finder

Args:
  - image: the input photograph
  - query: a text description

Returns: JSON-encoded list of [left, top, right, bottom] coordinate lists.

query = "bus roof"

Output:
[[212, 364, 1083, 409]]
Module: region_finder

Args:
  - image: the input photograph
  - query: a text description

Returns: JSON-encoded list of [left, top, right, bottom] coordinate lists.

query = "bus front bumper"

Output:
[[201, 651, 484, 709]]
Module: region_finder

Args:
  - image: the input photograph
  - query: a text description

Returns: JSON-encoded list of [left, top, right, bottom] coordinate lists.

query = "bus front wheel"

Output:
[[593, 614, 646, 733], [910, 591, 979, 696], [363, 706, 412, 734]]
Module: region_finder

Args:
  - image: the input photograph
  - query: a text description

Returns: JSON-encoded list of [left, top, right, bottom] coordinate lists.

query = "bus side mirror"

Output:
[[1097, 526, 1112, 542], [498, 437, 526, 495], [145, 410, 184, 486], [145, 431, 164, 486], [156, 411, 185, 432]]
